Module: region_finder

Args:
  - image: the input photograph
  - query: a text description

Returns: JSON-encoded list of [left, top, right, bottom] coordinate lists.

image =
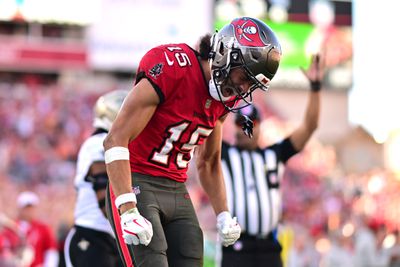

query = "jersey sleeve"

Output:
[[135, 46, 177, 104], [74, 134, 106, 186], [83, 136, 105, 163], [268, 137, 299, 164], [221, 141, 230, 159]]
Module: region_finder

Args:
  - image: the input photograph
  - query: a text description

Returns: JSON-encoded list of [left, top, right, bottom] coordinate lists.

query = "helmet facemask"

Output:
[[208, 17, 282, 137], [209, 22, 280, 112]]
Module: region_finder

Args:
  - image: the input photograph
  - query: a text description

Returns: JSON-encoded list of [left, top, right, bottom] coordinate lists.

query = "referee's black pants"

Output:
[[221, 232, 283, 267]]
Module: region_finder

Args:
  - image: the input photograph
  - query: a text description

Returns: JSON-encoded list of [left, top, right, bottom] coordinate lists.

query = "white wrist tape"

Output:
[[115, 193, 137, 209], [105, 146, 129, 164]]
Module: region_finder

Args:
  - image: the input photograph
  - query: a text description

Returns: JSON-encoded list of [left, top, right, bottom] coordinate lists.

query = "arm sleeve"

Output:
[[272, 137, 299, 164]]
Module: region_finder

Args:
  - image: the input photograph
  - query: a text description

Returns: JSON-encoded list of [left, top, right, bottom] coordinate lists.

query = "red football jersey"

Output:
[[21, 220, 58, 267], [129, 43, 230, 182]]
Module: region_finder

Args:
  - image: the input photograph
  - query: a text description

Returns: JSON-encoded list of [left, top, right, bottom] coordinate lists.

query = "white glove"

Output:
[[217, 211, 241, 247], [120, 207, 153, 246]]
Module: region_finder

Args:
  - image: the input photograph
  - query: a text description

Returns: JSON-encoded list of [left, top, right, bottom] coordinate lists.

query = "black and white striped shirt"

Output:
[[221, 138, 298, 236]]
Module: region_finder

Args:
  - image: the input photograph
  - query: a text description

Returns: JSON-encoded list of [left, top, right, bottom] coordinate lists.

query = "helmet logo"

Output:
[[232, 18, 266, 47]]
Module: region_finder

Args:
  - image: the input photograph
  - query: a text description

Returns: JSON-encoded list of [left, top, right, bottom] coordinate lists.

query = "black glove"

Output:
[[240, 114, 254, 138]]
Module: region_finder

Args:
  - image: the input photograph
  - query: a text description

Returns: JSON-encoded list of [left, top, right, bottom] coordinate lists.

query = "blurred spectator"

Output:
[[353, 215, 391, 267], [14, 191, 59, 267], [320, 231, 354, 267], [287, 226, 320, 267], [0, 212, 31, 267]]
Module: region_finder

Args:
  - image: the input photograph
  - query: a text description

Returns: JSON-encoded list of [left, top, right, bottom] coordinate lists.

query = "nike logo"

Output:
[[132, 219, 142, 227], [123, 229, 138, 237], [164, 52, 174, 66]]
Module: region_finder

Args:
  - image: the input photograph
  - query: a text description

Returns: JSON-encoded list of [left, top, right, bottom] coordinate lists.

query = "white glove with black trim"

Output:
[[120, 207, 153, 246], [217, 211, 241, 247]]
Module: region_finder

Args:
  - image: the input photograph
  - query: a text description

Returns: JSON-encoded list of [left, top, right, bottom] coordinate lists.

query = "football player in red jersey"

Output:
[[103, 17, 282, 267]]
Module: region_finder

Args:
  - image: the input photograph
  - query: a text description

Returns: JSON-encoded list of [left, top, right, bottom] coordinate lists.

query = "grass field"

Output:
[[204, 257, 215, 267]]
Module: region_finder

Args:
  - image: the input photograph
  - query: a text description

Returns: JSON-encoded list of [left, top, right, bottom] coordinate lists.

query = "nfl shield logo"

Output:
[[205, 99, 212, 109]]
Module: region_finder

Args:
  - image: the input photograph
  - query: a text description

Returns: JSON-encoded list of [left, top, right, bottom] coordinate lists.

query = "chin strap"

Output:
[[240, 114, 254, 138]]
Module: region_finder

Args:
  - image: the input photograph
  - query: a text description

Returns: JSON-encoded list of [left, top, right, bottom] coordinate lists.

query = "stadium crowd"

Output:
[[1, 79, 400, 266]]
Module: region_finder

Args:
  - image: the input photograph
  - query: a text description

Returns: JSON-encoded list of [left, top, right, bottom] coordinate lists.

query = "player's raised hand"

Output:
[[120, 207, 153, 246]]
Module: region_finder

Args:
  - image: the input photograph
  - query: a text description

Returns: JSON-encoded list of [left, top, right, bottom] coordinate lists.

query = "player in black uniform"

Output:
[[64, 90, 128, 267]]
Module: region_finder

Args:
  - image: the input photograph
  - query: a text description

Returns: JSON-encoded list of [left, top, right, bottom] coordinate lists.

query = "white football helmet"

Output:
[[209, 17, 282, 110], [93, 89, 128, 131]]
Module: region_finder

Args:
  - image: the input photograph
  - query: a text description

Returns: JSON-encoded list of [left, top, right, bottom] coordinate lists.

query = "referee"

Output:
[[218, 55, 322, 267]]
